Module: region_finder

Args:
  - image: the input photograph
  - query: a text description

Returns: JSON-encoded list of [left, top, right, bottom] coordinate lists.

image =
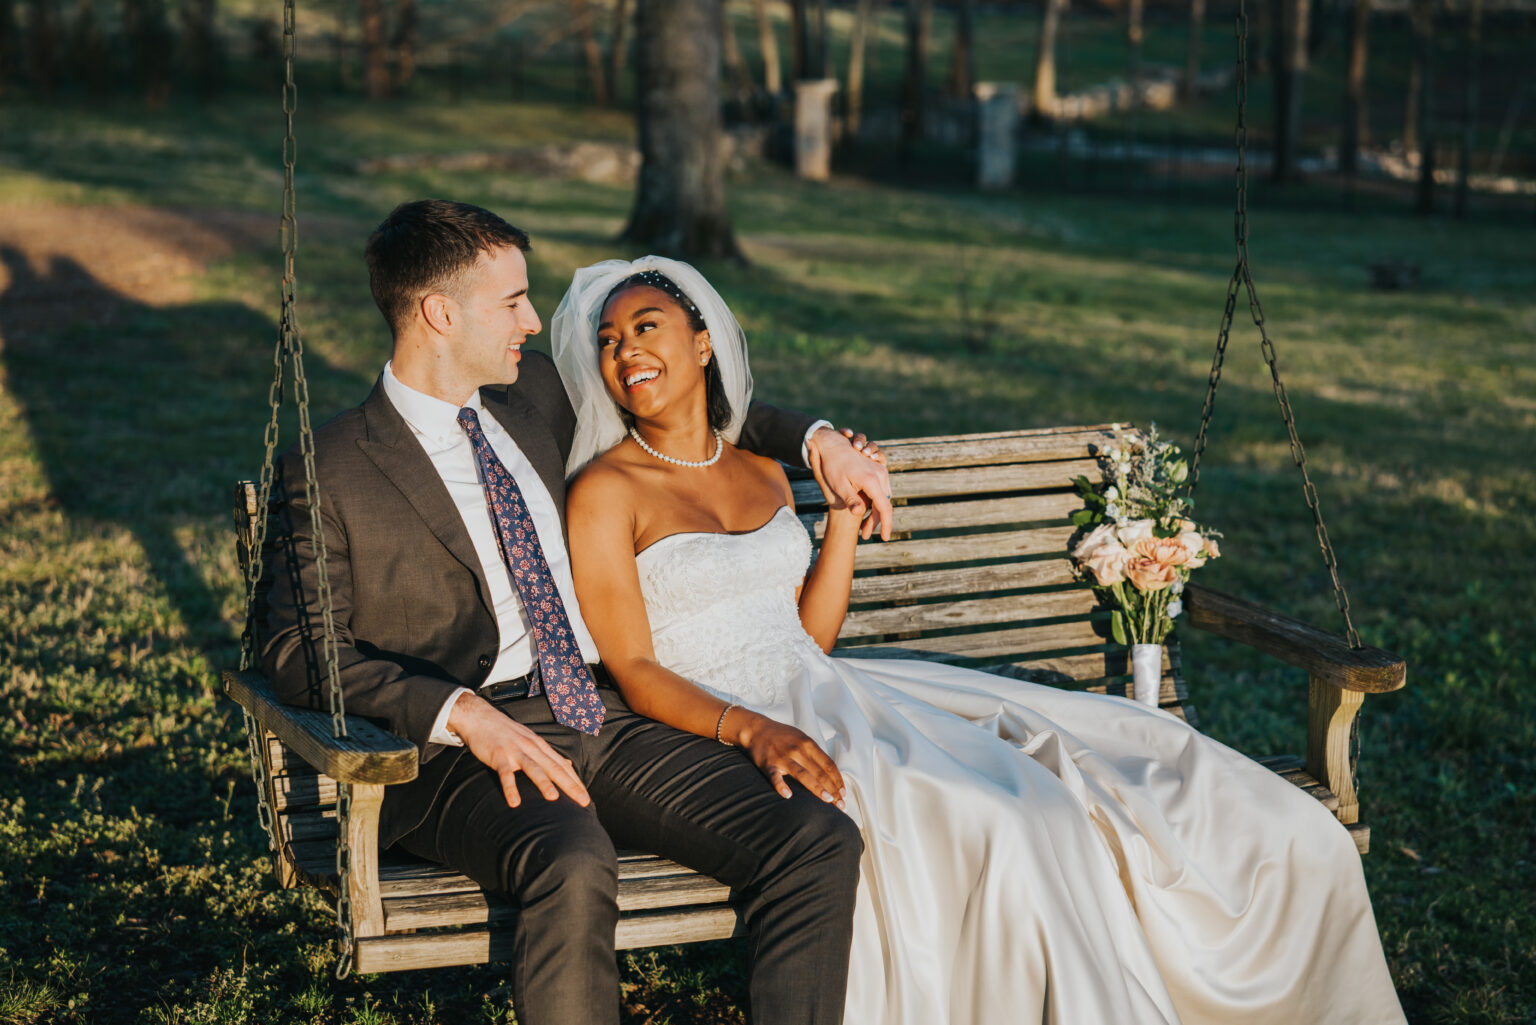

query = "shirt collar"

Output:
[[382, 361, 490, 447]]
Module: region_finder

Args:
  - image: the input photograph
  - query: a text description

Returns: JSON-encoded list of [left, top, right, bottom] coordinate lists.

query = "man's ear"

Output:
[[696, 328, 713, 366], [421, 293, 455, 336]]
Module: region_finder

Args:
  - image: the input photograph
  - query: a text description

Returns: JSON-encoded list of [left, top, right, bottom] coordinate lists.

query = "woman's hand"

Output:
[[730, 708, 846, 807], [808, 443, 869, 532]]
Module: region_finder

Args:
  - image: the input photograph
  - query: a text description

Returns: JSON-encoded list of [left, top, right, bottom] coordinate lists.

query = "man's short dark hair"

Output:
[[365, 200, 531, 336]]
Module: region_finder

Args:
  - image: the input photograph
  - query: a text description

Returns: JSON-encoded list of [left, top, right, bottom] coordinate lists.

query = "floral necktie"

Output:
[[458, 407, 605, 735]]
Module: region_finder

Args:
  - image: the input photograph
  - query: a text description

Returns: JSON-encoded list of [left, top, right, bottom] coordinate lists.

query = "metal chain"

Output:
[[1188, 0, 1362, 651], [230, 0, 355, 979]]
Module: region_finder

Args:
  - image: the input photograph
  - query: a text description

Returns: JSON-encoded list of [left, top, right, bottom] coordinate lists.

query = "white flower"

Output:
[[1168, 599, 1183, 619], [1171, 578, 1184, 595], [1105, 486, 1120, 500], [1106, 503, 1121, 519]]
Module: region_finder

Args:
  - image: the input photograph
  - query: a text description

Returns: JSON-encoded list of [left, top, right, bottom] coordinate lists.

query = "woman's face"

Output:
[[596, 284, 712, 421]]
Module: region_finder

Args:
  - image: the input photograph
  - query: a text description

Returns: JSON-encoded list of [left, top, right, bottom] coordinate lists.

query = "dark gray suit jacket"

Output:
[[261, 349, 815, 847]]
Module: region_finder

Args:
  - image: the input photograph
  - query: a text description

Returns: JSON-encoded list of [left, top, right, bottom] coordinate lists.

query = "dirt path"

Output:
[[0, 204, 272, 341]]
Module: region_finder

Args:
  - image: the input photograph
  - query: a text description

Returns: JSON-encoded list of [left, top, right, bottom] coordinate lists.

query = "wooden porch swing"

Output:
[[222, 0, 1406, 978]]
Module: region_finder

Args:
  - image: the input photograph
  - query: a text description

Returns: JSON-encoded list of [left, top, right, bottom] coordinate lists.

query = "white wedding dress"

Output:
[[635, 506, 1406, 1025]]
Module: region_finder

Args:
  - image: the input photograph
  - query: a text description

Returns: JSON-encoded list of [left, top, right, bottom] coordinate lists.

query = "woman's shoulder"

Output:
[[567, 446, 643, 513], [729, 444, 796, 506]]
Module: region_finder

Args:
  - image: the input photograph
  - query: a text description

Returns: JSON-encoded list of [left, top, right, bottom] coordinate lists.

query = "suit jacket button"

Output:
[[478, 655, 492, 670]]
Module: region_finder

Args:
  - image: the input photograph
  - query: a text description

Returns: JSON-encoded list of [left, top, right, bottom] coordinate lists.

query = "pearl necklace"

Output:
[[628, 425, 724, 468]]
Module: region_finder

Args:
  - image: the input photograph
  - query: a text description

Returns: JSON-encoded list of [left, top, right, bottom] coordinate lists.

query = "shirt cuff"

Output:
[[801, 419, 834, 468], [428, 686, 474, 747]]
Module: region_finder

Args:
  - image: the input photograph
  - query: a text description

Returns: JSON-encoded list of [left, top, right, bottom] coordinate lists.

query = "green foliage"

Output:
[[0, 84, 1533, 1025]]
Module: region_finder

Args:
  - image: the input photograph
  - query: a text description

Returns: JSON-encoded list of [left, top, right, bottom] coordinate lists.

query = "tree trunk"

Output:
[[622, 0, 741, 259], [1182, 0, 1205, 99], [570, 0, 610, 104], [789, 0, 809, 80], [1127, 0, 1144, 82], [1271, 0, 1310, 183], [608, 0, 633, 100], [72, 0, 109, 94], [1032, 0, 1066, 117], [27, 0, 55, 91], [846, 0, 874, 132], [814, 0, 829, 77], [901, 0, 931, 143], [947, 0, 975, 99], [181, 0, 219, 91], [1410, 0, 1433, 213], [391, 0, 418, 93], [1340, 0, 1369, 175], [753, 0, 781, 94], [0, 0, 14, 93], [1454, 0, 1480, 218], [721, 1, 754, 103], [359, 0, 389, 99]]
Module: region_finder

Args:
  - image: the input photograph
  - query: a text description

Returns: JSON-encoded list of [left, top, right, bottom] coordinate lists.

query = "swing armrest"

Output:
[[1183, 584, 1406, 693], [223, 669, 418, 785]]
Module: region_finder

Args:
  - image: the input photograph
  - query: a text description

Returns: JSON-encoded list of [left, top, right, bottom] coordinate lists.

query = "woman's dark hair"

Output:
[[365, 199, 531, 336], [604, 271, 733, 432]]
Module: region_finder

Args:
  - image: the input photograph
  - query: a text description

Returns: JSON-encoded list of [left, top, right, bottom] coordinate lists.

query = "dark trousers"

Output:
[[395, 684, 862, 1025]]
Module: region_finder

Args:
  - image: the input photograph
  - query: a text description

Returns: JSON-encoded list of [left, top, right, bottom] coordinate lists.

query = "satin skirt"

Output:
[[749, 653, 1407, 1025]]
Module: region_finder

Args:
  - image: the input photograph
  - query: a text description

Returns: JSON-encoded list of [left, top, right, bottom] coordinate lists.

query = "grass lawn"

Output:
[[1, 72, 1533, 1024]]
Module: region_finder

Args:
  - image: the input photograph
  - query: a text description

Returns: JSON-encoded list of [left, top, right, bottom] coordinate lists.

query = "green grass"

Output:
[[1, 75, 1534, 1024]]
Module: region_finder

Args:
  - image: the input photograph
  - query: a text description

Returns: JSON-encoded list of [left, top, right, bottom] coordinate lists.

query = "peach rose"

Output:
[[1117, 519, 1155, 547], [1073, 523, 1118, 561], [1085, 541, 1131, 586], [1202, 536, 1221, 560], [1176, 521, 1208, 569], [1125, 553, 1180, 592]]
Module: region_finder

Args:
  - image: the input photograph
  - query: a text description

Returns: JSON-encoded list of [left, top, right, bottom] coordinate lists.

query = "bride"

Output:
[[552, 256, 1406, 1025]]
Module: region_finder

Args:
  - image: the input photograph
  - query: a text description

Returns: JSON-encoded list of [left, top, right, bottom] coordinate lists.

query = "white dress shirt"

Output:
[[380, 363, 600, 746]]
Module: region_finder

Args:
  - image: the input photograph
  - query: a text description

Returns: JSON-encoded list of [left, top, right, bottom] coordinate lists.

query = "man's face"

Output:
[[447, 245, 541, 388]]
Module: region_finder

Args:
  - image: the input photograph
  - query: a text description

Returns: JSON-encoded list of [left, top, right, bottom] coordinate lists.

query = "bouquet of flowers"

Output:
[[1071, 426, 1221, 657]]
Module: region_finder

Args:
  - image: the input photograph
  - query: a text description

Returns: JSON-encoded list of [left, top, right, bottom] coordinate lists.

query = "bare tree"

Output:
[[1409, 0, 1434, 213], [1454, 0, 1481, 218], [1183, 0, 1205, 99], [846, 0, 875, 131], [0, 0, 14, 93], [1270, 0, 1310, 183], [789, 0, 809, 79], [1031, 0, 1068, 116], [1340, 0, 1369, 176], [359, 0, 389, 98], [608, 0, 633, 99], [27, 0, 56, 92], [753, 0, 781, 94], [181, 0, 220, 91], [947, 0, 975, 99], [73, 0, 109, 94], [392, 0, 418, 93], [901, 0, 932, 142], [721, 2, 755, 103], [571, 0, 610, 104], [622, 0, 740, 259]]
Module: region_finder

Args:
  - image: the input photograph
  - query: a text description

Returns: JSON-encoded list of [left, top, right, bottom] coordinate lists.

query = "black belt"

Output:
[[482, 668, 539, 701], [481, 664, 611, 701]]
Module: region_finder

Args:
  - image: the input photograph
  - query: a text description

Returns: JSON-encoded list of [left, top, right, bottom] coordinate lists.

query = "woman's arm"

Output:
[[566, 466, 846, 806], [794, 449, 865, 652]]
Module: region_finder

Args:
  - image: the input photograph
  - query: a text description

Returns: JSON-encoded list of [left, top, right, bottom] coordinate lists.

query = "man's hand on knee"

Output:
[[447, 692, 591, 808]]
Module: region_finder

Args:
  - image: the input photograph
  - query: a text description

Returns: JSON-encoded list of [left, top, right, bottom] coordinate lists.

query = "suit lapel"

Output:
[[481, 385, 570, 537], [355, 381, 494, 610]]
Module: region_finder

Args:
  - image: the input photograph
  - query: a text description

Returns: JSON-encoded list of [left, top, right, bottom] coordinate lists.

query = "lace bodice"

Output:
[[635, 505, 825, 708]]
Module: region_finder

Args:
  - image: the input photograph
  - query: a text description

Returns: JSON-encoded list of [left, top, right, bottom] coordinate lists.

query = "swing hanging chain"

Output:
[[1187, 0, 1363, 654], [232, 0, 355, 979]]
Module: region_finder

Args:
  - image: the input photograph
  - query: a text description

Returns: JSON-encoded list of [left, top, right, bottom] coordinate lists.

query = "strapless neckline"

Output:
[[635, 504, 796, 560]]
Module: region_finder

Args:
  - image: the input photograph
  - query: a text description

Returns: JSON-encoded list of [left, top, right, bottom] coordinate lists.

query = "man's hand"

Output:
[[807, 425, 893, 541], [447, 691, 591, 808]]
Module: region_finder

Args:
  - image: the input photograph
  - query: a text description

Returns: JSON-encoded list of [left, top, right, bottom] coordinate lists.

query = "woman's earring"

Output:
[[700, 351, 712, 366]]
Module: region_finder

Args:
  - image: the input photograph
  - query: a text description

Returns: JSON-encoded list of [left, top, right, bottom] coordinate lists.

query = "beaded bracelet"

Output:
[[715, 702, 738, 745]]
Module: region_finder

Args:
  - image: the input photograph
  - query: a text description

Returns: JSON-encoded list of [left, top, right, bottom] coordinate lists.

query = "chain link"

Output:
[[1188, 0, 1361, 652]]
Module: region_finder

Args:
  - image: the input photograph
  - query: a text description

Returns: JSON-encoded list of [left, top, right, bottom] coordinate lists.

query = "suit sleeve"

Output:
[[259, 447, 463, 760], [738, 400, 819, 467]]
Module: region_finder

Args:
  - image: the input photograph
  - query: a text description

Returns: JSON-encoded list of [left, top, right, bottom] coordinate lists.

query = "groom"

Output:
[[261, 200, 888, 1025]]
